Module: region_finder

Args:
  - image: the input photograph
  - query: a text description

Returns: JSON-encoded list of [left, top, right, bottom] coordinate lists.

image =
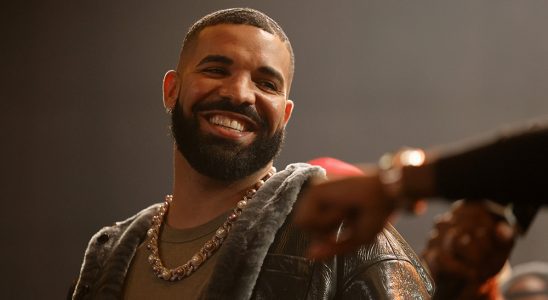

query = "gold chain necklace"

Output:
[[147, 167, 276, 281]]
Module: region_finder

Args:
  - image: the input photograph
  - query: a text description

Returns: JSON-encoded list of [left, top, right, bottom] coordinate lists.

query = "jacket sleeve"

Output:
[[435, 119, 548, 205], [336, 224, 434, 299]]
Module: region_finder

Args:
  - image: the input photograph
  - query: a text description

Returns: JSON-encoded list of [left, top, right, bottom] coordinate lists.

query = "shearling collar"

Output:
[[72, 163, 324, 300]]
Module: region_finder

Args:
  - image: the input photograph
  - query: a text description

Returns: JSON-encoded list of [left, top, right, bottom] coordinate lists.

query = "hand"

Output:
[[422, 200, 516, 299], [293, 167, 397, 259]]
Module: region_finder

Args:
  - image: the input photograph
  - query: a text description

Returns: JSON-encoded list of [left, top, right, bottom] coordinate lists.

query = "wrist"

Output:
[[379, 148, 436, 209]]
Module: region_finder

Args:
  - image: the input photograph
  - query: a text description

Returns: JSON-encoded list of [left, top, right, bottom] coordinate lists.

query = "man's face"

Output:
[[171, 24, 293, 181]]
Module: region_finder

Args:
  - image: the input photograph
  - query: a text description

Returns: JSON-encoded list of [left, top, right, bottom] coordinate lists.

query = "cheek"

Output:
[[261, 98, 287, 132], [180, 79, 215, 114]]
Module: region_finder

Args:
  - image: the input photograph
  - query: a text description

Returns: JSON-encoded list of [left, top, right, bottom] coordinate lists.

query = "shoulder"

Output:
[[72, 204, 160, 299], [79, 204, 159, 274], [340, 223, 435, 298], [280, 163, 326, 182], [87, 204, 159, 251], [253, 163, 325, 205], [269, 163, 326, 195]]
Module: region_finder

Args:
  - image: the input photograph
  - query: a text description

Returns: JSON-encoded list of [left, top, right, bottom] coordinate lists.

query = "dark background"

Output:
[[2, 1, 548, 299]]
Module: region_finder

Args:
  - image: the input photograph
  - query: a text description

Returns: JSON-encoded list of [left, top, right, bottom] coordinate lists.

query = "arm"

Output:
[[434, 120, 548, 204], [294, 119, 547, 258]]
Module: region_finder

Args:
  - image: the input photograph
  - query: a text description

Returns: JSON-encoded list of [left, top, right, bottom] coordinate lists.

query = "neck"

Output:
[[166, 145, 273, 229]]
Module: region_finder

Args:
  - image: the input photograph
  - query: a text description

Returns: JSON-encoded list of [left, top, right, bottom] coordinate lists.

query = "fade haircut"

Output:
[[178, 8, 295, 86]]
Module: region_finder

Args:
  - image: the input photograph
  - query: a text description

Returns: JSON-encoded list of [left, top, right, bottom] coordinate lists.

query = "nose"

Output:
[[218, 74, 255, 106]]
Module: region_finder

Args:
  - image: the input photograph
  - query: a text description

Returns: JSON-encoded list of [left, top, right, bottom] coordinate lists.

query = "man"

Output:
[[71, 8, 433, 299]]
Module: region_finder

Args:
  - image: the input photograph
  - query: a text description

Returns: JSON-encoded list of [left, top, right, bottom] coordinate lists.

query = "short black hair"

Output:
[[179, 8, 295, 86]]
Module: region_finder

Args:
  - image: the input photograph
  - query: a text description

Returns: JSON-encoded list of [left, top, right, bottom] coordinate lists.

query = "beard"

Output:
[[170, 99, 284, 182]]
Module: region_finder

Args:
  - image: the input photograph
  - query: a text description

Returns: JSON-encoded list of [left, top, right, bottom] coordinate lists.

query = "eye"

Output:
[[201, 67, 229, 77], [257, 80, 279, 93]]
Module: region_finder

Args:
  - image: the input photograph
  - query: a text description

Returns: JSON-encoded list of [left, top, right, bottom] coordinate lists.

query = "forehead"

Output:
[[185, 25, 291, 80]]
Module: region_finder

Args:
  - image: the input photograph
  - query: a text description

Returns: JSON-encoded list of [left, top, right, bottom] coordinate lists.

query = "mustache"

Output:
[[192, 99, 265, 127]]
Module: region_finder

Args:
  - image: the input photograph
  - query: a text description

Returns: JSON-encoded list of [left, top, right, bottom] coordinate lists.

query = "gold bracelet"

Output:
[[379, 148, 426, 210]]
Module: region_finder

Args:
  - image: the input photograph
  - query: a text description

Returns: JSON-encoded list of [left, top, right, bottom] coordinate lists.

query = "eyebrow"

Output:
[[196, 55, 233, 67]]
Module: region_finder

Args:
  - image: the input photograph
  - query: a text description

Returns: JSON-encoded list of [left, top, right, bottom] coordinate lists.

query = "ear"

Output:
[[163, 70, 180, 111], [283, 99, 294, 125]]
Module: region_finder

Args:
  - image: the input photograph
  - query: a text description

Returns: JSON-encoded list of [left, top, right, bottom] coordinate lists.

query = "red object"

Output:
[[308, 157, 364, 177]]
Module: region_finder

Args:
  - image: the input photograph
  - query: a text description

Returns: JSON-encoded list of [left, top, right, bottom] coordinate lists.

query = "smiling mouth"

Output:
[[208, 115, 247, 132]]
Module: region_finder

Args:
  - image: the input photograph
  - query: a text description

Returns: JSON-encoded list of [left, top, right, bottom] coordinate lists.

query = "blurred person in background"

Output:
[[501, 262, 548, 300]]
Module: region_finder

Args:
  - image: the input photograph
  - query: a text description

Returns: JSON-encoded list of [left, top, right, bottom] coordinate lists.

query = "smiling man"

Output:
[[71, 8, 433, 299]]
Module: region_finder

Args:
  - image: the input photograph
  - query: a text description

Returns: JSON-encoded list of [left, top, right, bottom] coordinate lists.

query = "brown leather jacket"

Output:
[[251, 218, 434, 299], [72, 164, 433, 299]]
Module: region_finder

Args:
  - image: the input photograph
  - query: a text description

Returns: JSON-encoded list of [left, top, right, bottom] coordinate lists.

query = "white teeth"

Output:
[[230, 120, 240, 131], [221, 118, 230, 128], [209, 115, 244, 132]]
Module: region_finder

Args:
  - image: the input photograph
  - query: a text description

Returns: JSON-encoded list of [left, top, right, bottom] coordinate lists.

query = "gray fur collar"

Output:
[[72, 163, 324, 300]]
